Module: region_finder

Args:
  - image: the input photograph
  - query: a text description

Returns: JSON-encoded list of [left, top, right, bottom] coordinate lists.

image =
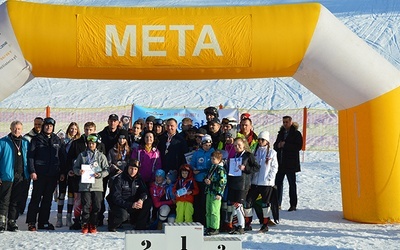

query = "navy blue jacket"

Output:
[[28, 132, 66, 177], [108, 169, 149, 209]]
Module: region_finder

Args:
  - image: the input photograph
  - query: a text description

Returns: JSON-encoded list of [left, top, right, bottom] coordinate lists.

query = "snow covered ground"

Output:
[[1, 0, 400, 249]]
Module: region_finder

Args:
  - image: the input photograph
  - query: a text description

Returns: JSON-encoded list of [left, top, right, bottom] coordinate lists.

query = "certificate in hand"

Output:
[[81, 164, 95, 183], [228, 158, 242, 176]]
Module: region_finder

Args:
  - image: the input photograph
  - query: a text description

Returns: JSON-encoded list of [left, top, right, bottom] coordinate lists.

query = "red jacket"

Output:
[[173, 164, 199, 204], [149, 181, 174, 209]]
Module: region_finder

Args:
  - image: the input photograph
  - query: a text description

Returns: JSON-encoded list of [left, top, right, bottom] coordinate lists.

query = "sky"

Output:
[[1, 0, 400, 249]]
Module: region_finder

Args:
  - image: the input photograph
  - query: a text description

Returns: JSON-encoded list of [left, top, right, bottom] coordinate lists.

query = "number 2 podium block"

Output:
[[125, 222, 242, 250]]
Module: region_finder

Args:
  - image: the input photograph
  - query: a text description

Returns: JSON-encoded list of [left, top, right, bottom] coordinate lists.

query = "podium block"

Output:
[[125, 222, 242, 250]]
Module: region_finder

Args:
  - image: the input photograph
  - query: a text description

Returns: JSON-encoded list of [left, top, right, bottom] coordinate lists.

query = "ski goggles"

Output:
[[87, 134, 99, 143], [43, 117, 56, 126]]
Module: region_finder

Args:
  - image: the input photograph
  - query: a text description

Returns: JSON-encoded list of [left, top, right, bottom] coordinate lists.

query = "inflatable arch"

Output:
[[1, 1, 400, 223]]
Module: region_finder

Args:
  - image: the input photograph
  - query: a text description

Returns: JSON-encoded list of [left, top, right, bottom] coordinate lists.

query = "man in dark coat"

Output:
[[157, 118, 189, 173], [26, 117, 66, 231], [273, 116, 303, 212], [107, 159, 151, 231]]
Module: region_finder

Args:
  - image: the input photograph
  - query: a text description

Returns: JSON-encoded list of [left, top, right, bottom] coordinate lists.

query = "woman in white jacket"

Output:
[[244, 131, 278, 233]]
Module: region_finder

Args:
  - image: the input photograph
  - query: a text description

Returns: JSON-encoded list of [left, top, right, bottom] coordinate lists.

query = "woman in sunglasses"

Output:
[[73, 133, 109, 234]]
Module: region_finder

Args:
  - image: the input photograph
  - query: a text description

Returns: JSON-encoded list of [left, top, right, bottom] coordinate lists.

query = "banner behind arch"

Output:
[[2, 1, 400, 223]]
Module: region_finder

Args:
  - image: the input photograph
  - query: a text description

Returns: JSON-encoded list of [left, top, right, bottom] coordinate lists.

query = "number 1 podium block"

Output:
[[125, 222, 242, 250]]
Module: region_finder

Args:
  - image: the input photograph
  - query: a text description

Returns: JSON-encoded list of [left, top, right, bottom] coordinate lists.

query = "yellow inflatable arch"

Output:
[[1, 1, 400, 223]]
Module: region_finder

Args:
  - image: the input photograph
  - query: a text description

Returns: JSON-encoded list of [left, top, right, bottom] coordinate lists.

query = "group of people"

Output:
[[0, 107, 303, 236]]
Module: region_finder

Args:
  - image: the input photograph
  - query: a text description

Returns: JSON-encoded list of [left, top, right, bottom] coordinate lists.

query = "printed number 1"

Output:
[[181, 236, 187, 250]]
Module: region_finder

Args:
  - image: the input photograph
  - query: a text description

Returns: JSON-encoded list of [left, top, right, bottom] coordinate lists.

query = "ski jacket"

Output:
[[131, 146, 162, 184], [107, 143, 131, 176], [0, 135, 30, 181], [28, 132, 66, 177], [23, 128, 39, 143], [108, 169, 149, 209], [252, 145, 278, 186], [190, 147, 215, 182], [73, 149, 109, 192], [204, 163, 227, 197], [149, 181, 174, 209], [173, 165, 199, 204], [237, 131, 258, 153], [66, 135, 106, 172], [227, 151, 260, 191]]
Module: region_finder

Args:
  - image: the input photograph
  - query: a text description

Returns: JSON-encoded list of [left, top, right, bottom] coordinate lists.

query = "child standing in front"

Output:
[[204, 151, 227, 236], [173, 164, 199, 223], [73, 134, 109, 234]]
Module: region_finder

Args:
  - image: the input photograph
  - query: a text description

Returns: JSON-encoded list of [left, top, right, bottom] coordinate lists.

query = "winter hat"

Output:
[[166, 170, 178, 183], [258, 131, 270, 142], [208, 118, 221, 125], [154, 118, 164, 126], [128, 159, 141, 169], [146, 116, 156, 123], [196, 128, 207, 137], [221, 117, 229, 124], [201, 134, 212, 144], [118, 129, 129, 139], [204, 106, 219, 117], [109, 114, 119, 121], [240, 113, 250, 120], [227, 117, 238, 127], [225, 129, 236, 138], [155, 169, 166, 179]]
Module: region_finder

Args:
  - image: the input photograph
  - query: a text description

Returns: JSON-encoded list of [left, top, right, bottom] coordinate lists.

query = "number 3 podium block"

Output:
[[125, 222, 242, 250]]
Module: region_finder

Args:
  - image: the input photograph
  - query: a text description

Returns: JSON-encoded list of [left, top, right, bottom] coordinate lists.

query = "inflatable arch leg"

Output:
[[1, 1, 400, 223]]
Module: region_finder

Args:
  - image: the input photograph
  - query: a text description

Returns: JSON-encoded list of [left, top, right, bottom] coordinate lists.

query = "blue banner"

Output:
[[133, 105, 238, 132]]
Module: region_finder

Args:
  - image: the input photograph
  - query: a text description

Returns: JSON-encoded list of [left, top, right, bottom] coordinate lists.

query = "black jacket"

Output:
[[107, 169, 149, 209], [273, 124, 303, 173], [28, 132, 66, 177], [157, 133, 189, 173], [99, 127, 130, 155], [227, 151, 260, 191]]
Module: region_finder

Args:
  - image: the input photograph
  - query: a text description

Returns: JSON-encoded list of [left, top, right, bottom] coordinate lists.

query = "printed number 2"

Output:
[[141, 240, 151, 250]]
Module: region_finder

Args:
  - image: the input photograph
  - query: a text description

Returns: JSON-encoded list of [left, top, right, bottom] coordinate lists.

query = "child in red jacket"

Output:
[[173, 164, 199, 223]]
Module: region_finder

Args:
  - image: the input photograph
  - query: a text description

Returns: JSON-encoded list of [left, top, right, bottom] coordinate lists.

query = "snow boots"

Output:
[[56, 213, 63, 227], [66, 213, 72, 227], [7, 219, 19, 232], [0, 215, 5, 233]]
